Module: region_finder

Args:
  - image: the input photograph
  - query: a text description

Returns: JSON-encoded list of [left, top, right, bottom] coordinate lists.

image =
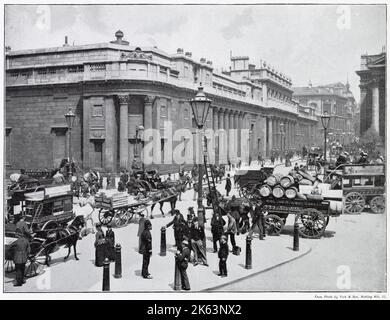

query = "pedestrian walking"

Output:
[[94, 223, 106, 267], [176, 239, 191, 290], [10, 229, 30, 286], [140, 219, 153, 279], [189, 217, 208, 266], [225, 174, 232, 197], [218, 235, 229, 277], [225, 212, 237, 250], [105, 225, 115, 262], [211, 213, 225, 252]]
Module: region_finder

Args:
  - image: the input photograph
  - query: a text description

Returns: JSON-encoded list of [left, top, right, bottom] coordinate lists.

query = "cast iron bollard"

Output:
[[174, 256, 181, 291], [102, 258, 110, 291], [160, 226, 167, 256], [293, 223, 299, 251], [245, 235, 252, 269], [260, 211, 266, 239], [114, 244, 122, 279]]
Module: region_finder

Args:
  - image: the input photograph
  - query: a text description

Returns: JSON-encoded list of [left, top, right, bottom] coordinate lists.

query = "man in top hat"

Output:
[[140, 219, 153, 279], [189, 217, 208, 266], [10, 229, 30, 286], [175, 239, 191, 290], [105, 225, 115, 262]]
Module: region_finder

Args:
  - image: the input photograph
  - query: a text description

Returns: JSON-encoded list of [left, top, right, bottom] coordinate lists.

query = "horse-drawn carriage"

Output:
[[5, 184, 85, 278], [325, 163, 386, 214]]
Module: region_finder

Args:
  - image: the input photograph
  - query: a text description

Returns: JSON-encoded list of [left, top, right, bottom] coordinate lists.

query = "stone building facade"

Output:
[[293, 82, 357, 147], [5, 31, 317, 173], [355, 51, 386, 141]]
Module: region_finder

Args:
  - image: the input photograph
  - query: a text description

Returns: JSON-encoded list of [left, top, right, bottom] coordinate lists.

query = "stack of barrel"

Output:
[[258, 169, 317, 200]]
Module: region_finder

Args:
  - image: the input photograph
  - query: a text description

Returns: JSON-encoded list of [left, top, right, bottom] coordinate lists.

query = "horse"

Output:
[[37, 215, 86, 266], [150, 184, 179, 218]]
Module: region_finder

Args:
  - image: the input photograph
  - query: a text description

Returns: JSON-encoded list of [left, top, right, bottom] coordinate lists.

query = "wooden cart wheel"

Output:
[[114, 208, 130, 228], [24, 241, 46, 278], [369, 196, 385, 214], [98, 208, 114, 225], [344, 192, 365, 214], [134, 206, 149, 221], [4, 260, 15, 273], [41, 220, 59, 231], [296, 209, 327, 239], [265, 214, 284, 236]]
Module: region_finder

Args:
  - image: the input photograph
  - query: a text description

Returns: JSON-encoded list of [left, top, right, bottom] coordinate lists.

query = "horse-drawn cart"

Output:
[[260, 197, 335, 238], [95, 191, 149, 227]]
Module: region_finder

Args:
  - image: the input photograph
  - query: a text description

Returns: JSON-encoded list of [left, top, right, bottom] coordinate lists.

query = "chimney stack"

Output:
[[63, 36, 69, 47], [185, 52, 192, 58]]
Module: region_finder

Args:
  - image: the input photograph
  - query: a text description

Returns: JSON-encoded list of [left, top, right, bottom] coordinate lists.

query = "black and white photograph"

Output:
[[1, 1, 388, 298]]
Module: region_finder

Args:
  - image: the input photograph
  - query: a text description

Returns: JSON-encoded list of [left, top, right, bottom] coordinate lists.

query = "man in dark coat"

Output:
[[176, 239, 191, 290], [166, 209, 187, 250], [249, 206, 265, 240], [137, 212, 146, 252], [225, 174, 232, 196], [94, 224, 106, 267], [10, 229, 30, 286], [105, 225, 115, 261], [218, 235, 229, 277], [211, 213, 225, 252], [140, 219, 153, 279], [227, 195, 240, 235], [189, 217, 208, 266], [15, 216, 30, 239]]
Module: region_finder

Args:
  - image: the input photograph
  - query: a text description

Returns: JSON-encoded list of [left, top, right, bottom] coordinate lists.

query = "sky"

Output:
[[5, 4, 387, 100]]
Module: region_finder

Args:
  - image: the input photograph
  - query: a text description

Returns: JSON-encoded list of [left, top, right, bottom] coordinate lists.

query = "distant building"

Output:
[[355, 51, 386, 140], [5, 31, 316, 173], [293, 82, 357, 147]]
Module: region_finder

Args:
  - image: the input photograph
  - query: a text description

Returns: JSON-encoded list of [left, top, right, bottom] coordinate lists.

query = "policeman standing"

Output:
[[140, 219, 153, 279]]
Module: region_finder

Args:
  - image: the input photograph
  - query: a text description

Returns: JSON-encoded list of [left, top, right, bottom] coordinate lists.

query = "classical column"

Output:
[[144, 96, 153, 130], [118, 94, 129, 169], [213, 107, 218, 131], [105, 96, 116, 172], [372, 83, 380, 133], [267, 116, 273, 156], [229, 111, 235, 161]]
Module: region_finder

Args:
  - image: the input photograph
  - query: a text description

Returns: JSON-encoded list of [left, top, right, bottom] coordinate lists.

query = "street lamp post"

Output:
[[135, 125, 145, 170], [64, 107, 76, 178], [321, 111, 331, 163], [190, 85, 211, 233]]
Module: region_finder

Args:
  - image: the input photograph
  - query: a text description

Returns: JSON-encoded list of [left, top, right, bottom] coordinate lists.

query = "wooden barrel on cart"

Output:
[[259, 184, 272, 197], [266, 173, 283, 187], [285, 187, 298, 199], [280, 175, 295, 188], [272, 185, 285, 198]]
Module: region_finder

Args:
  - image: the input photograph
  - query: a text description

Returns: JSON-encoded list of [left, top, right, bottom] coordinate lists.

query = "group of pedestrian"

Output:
[[94, 224, 116, 267]]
